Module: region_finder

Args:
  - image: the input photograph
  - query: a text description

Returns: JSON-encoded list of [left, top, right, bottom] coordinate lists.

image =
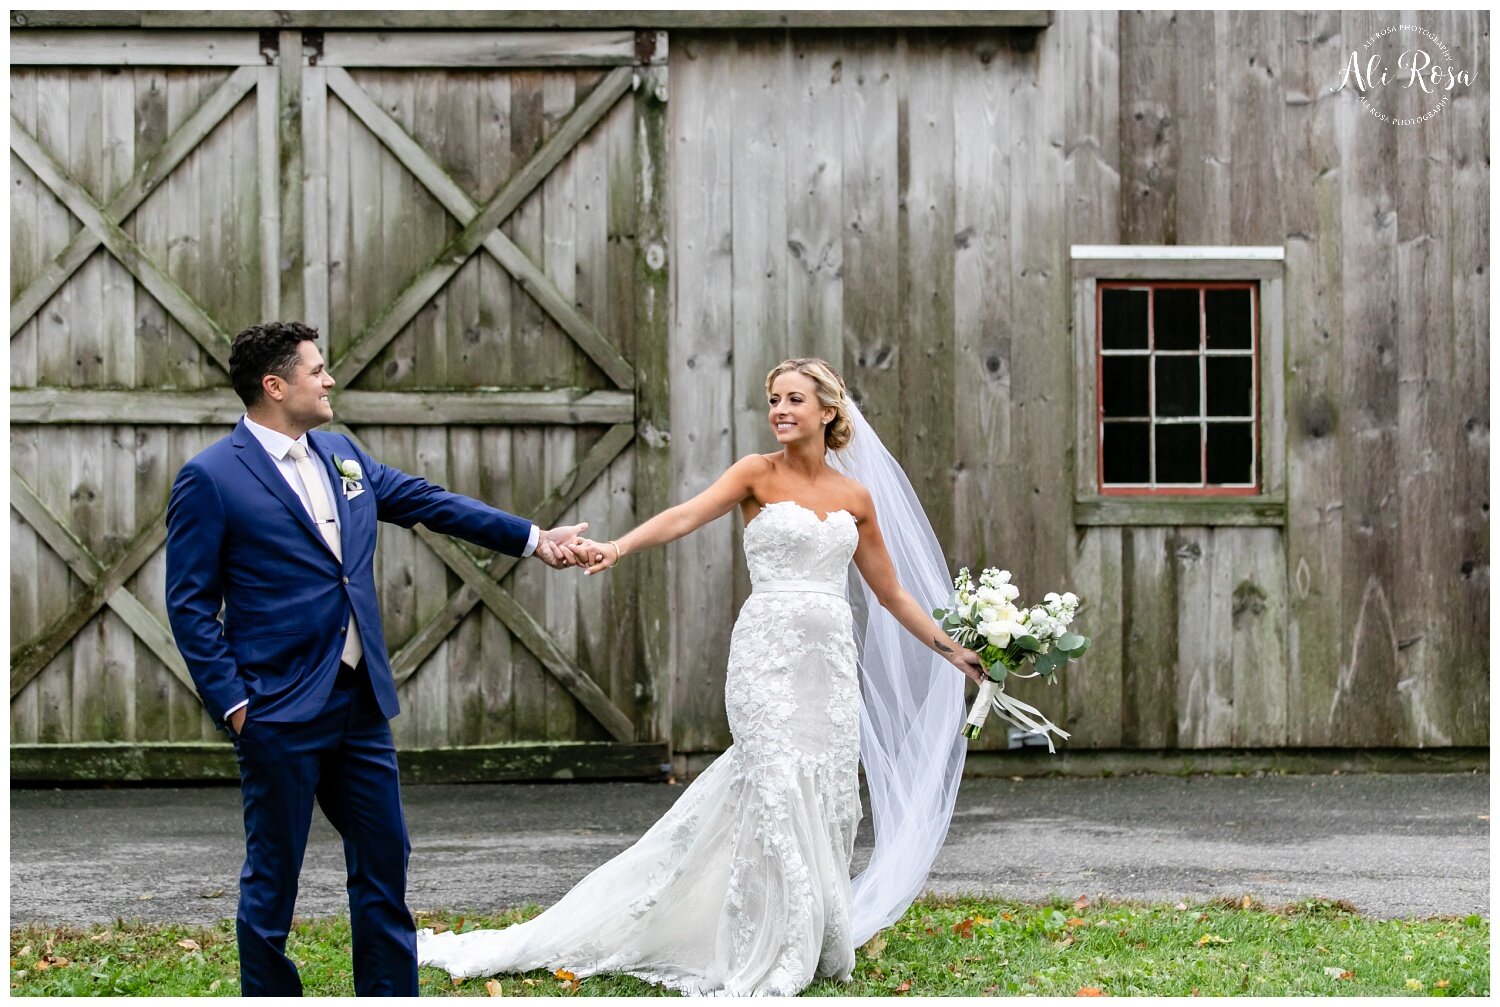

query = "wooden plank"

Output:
[[277, 30, 304, 320], [444, 426, 485, 746], [1227, 11, 1287, 246], [474, 71, 513, 387], [839, 31, 902, 429], [34, 425, 77, 743], [100, 73, 137, 387], [10, 387, 634, 424], [133, 426, 179, 742], [898, 30, 956, 552], [1170, 13, 1225, 245], [410, 426, 452, 748], [1280, 10, 1346, 747], [9, 741, 671, 784], [1067, 527, 1123, 747], [951, 31, 1012, 572], [1392, 25, 1456, 748], [1174, 528, 1233, 748], [10, 70, 40, 389], [67, 69, 107, 387], [1231, 527, 1288, 746], [1330, 10, 1405, 747], [1444, 10, 1489, 744], [407, 69, 449, 393], [9, 30, 265, 65], [784, 32, 844, 369], [102, 11, 1057, 30], [302, 64, 329, 334], [10, 469, 103, 582], [9, 422, 41, 742], [1120, 527, 1178, 748], [9, 116, 234, 370], [257, 66, 280, 321], [442, 68, 481, 395], [166, 68, 208, 398], [1073, 496, 1287, 527], [325, 66, 636, 388], [1118, 12, 1178, 244], [67, 425, 108, 741], [33, 70, 73, 389], [321, 31, 638, 67], [542, 428, 580, 742], [477, 428, 516, 743], [667, 38, 735, 752]]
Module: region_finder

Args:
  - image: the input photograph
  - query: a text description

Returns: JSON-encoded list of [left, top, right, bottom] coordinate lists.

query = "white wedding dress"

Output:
[[417, 500, 864, 996]]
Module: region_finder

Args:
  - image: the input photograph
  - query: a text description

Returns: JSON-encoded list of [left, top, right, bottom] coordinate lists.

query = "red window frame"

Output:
[[1095, 280, 1260, 496]]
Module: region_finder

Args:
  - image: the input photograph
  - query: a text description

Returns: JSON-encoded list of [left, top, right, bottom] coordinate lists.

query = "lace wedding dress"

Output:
[[417, 500, 864, 996]]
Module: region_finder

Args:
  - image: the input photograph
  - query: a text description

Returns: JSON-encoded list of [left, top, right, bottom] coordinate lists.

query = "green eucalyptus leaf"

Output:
[[1015, 635, 1042, 652], [1057, 632, 1084, 652]]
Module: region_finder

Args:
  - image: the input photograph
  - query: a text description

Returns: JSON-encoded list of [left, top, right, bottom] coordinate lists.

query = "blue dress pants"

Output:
[[231, 665, 417, 996]]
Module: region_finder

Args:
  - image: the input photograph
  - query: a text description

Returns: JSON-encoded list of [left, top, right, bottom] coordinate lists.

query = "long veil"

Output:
[[828, 400, 969, 946]]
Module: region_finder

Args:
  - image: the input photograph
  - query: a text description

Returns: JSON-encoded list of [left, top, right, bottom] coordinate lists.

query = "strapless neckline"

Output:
[[746, 499, 854, 530]]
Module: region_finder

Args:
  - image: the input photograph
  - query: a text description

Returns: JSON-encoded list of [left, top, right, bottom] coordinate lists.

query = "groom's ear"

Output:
[[261, 372, 286, 403]]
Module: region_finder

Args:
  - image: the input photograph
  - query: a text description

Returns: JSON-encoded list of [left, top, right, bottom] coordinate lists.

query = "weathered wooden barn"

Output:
[[9, 11, 1488, 782]]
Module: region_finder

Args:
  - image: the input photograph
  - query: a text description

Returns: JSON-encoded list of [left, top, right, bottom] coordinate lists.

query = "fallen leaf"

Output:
[[973, 915, 992, 925], [1191, 989, 1200, 997], [177, 939, 200, 951], [1009, 776, 1024, 782], [34, 961, 49, 972], [1066, 917, 1087, 928], [455, 918, 465, 932], [1074, 894, 1091, 910], [894, 980, 911, 994], [1435, 980, 1450, 989], [862, 935, 887, 960], [1174, 902, 1188, 912], [200, 890, 225, 899], [136, 894, 154, 901], [1240, 895, 1253, 909], [1323, 967, 1345, 977], [1196, 934, 1231, 946], [554, 970, 576, 981], [209, 979, 221, 993], [89, 932, 112, 942], [1058, 935, 1075, 947], [18, 945, 31, 957], [486, 979, 504, 996], [1340, 972, 1355, 981], [983, 986, 999, 995], [1406, 979, 1423, 990], [521, 979, 536, 987], [1076, 986, 1106, 996], [1001, 911, 1014, 921], [951, 918, 976, 940]]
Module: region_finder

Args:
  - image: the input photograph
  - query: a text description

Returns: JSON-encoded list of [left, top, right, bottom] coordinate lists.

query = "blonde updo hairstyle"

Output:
[[764, 357, 855, 452]]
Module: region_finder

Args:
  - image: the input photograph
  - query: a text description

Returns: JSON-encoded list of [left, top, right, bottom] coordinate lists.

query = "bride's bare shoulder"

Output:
[[830, 471, 875, 521]]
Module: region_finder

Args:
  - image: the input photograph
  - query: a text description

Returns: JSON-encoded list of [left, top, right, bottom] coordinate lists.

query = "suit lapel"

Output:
[[232, 419, 338, 559]]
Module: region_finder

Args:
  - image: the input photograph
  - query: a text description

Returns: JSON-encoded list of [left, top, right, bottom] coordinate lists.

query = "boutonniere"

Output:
[[333, 454, 365, 500]]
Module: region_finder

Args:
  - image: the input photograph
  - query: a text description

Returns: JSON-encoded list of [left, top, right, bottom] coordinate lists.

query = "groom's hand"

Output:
[[534, 523, 589, 569], [228, 708, 247, 735]]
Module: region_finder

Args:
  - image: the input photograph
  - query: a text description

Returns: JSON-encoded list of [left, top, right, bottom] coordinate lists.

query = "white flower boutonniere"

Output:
[[333, 454, 365, 500]]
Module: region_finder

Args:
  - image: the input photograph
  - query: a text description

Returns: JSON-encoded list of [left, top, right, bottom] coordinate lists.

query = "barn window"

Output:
[[1071, 247, 1286, 527], [1097, 282, 1259, 493]]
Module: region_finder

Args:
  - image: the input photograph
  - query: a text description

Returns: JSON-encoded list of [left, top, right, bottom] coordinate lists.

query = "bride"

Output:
[[417, 358, 985, 996]]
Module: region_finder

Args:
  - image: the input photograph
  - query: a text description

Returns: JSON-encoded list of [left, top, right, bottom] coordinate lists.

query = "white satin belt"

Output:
[[751, 579, 847, 599]]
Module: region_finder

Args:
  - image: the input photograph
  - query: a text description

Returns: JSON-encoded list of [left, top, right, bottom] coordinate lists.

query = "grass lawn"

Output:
[[11, 896, 1487, 997]]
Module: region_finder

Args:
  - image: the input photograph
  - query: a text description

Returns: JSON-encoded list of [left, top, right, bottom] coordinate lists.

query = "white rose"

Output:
[[1062, 591, 1078, 606]]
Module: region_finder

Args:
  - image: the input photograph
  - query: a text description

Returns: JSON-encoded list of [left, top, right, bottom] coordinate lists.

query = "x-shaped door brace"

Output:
[[10, 469, 192, 699], [323, 65, 637, 390], [334, 423, 639, 741], [9, 65, 261, 360]]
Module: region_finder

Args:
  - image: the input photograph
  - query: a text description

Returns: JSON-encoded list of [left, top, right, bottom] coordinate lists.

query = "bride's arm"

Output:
[[850, 489, 986, 686], [580, 454, 770, 574]]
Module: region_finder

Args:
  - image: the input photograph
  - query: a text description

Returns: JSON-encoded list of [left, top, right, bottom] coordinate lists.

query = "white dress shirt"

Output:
[[225, 416, 539, 723]]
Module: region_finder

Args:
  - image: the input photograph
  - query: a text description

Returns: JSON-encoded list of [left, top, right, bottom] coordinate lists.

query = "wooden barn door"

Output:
[[9, 29, 671, 782]]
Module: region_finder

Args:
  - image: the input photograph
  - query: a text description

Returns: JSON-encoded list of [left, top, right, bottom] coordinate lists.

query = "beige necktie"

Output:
[[287, 441, 363, 668]]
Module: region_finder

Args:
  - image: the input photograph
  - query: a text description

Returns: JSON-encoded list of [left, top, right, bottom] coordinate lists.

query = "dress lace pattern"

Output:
[[416, 501, 863, 996]]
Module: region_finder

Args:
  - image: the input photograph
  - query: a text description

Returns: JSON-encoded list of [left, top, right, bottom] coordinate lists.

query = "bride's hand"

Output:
[[580, 538, 623, 575], [946, 646, 987, 687]]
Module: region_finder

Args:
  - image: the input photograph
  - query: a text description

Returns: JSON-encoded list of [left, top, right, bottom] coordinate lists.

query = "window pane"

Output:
[[1155, 356, 1200, 418], [1155, 423, 1202, 483], [1205, 288, 1253, 349], [1207, 422, 1254, 484], [1101, 288, 1149, 349], [1153, 288, 1201, 350], [1102, 356, 1149, 417], [1102, 422, 1151, 483], [1206, 357, 1254, 417]]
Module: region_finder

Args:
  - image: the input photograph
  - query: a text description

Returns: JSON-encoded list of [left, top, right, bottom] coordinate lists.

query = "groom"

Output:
[[165, 321, 587, 996]]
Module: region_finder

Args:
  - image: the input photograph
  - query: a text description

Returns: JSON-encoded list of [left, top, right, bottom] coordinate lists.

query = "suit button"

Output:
[[340, 626, 347, 634], [342, 576, 350, 585]]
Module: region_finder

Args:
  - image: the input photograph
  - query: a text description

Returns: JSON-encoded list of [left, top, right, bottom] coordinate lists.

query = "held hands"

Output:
[[575, 537, 623, 576], [534, 523, 590, 570]]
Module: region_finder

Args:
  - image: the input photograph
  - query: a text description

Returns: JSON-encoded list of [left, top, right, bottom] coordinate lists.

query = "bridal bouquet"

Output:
[[933, 567, 1089, 750]]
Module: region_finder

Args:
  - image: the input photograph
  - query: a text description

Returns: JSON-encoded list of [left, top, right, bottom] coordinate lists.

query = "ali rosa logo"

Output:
[[1330, 23, 1476, 126]]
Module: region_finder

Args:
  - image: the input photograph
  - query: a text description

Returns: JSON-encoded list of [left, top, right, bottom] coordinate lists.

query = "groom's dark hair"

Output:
[[230, 321, 321, 407]]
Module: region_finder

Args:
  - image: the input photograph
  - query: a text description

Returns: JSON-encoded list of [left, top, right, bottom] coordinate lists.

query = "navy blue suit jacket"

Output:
[[165, 420, 533, 727]]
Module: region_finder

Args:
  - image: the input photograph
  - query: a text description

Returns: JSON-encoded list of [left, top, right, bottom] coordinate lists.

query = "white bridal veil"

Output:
[[829, 399, 969, 946]]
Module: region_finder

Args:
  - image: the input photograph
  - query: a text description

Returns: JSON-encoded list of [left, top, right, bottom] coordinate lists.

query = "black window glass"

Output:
[[1101, 422, 1150, 483], [1102, 288, 1149, 349], [1155, 356, 1200, 418], [1102, 356, 1149, 417], [1206, 423, 1254, 484], [1206, 357, 1253, 417], [1153, 288, 1201, 350], [1205, 289, 1253, 349], [1155, 423, 1202, 483]]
